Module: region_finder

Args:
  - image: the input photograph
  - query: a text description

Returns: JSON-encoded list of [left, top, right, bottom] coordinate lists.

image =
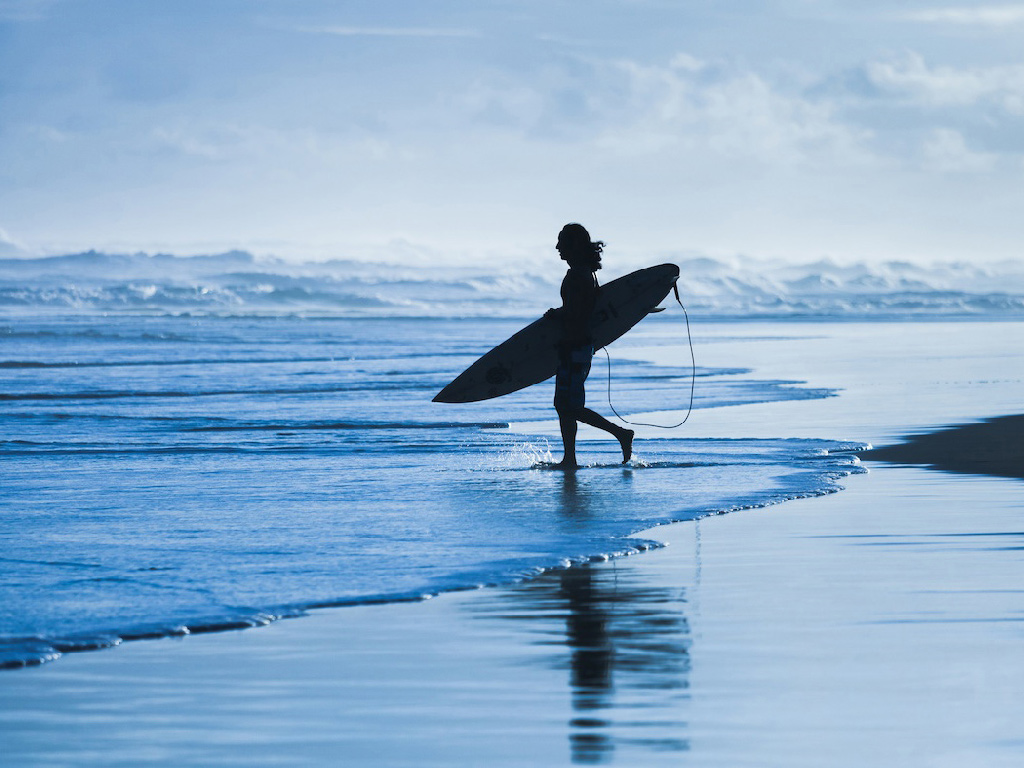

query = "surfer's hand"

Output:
[[544, 307, 562, 319]]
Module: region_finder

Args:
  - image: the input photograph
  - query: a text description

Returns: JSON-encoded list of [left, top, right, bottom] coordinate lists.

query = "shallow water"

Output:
[[0, 314, 861, 668]]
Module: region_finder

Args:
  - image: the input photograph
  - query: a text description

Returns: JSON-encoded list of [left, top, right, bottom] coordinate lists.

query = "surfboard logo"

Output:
[[593, 302, 620, 325], [485, 364, 511, 386]]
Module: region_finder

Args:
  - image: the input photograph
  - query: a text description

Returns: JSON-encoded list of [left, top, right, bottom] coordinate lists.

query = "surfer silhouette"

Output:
[[547, 223, 633, 469]]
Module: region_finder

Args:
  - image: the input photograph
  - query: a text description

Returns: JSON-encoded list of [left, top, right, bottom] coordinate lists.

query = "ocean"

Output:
[[2, 250, 1022, 669]]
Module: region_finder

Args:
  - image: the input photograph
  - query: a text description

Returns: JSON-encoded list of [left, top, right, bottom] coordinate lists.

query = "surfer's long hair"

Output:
[[559, 223, 603, 271]]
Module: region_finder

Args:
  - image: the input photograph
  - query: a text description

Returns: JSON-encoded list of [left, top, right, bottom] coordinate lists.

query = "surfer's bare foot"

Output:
[[618, 429, 634, 464], [551, 460, 579, 471]]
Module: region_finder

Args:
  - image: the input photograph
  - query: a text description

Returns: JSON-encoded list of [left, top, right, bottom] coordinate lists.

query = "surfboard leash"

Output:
[[602, 281, 696, 429]]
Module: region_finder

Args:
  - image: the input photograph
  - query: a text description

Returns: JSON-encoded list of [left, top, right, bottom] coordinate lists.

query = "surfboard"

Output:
[[433, 263, 679, 403]]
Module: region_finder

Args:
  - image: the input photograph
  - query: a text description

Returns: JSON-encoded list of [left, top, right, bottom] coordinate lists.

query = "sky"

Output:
[[2, 0, 1024, 265]]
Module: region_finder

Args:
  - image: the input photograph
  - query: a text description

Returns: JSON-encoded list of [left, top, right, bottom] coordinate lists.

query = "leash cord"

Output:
[[603, 283, 695, 429]]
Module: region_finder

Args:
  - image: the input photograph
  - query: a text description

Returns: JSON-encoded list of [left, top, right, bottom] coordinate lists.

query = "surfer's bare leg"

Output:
[[577, 408, 634, 463], [556, 411, 580, 469]]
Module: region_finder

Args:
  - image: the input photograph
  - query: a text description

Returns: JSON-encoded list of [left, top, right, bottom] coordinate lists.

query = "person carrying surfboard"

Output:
[[547, 223, 634, 469]]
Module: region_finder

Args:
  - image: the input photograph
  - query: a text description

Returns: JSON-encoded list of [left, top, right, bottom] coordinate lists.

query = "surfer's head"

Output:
[[556, 223, 603, 271]]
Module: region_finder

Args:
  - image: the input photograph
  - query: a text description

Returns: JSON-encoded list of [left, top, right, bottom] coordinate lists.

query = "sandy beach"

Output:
[[3, 319, 1023, 767]]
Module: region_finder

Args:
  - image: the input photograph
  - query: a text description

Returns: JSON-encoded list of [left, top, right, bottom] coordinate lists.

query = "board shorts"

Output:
[[554, 345, 593, 412]]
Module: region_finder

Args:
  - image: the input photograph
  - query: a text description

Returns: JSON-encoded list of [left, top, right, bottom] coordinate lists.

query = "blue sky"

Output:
[[2, 0, 1024, 264]]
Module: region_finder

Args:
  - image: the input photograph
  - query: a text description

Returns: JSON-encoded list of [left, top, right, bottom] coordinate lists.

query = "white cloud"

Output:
[[150, 122, 413, 164], [865, 52, 1024, 109], [904, 5, 1024, 25], [921, 128, 995, 172], [295, 25, 479, 38], [28, 124, 71, 143], [454, 53, 871, 167], [589, 57, 871, 166], [0, 0, 56, 21], [0, 226, 28, 256], [819, 53, 1024, 171], [668, 53, 706, 73]]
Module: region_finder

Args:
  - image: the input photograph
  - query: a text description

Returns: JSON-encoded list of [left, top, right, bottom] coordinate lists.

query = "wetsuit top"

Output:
[[559, 267, 599, 349]]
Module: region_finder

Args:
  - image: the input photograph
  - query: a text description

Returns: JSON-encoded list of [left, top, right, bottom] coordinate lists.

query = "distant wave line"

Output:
[[0, 443, 464, 457], [0, 352, 474, 369], [0, 383, 445, 401], [187, 421, 509, 432]]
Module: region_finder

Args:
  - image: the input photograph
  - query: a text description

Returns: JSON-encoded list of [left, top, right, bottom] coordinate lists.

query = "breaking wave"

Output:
[[3, 249, 1024, 317]]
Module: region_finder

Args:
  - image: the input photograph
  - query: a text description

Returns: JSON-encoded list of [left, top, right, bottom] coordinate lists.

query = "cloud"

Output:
[[863, 52, 1024, 110], [0, 226, 28, 256], [149, 122, 411, 165], [810, 52, 1024, 170], [0, 0, 56, 21], [903, 5, 1024, 25], [921, 128, 996, 172], [295, 25, 479, 38], [610, 61, 869, 165], [454, 48, 1024, 176], [458, 53, 872, 167]]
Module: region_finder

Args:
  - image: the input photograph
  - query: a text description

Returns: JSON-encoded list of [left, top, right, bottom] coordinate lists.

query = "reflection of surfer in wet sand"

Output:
[[546, 223, 634, 470]]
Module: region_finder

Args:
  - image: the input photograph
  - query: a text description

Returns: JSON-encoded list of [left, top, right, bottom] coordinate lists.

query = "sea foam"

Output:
[[3, 250, 1024, 317]]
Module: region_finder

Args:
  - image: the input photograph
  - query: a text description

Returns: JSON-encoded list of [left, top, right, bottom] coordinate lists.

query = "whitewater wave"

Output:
[[3, 250, 1024, 317]]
